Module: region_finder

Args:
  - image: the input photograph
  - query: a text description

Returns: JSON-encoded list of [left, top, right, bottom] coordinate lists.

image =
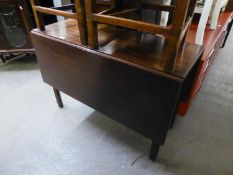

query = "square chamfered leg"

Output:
[[149, 140, 160, 161], [53, 87, 63, 108], [221, 19, 233, 48]]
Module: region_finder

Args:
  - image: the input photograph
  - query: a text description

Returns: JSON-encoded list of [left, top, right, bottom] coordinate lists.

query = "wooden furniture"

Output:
[[29, 0, 117, 45], [139, 0, 172, 26], [0, 0, 34, 62], [210, 0, 229, 29], [31, 19, 203, 161], [30, 0, 88, 45], [195, 0, 215, 45], [30, 0, 205, 160], [194, 0, 230, 45], [38, 0, 57, 25], [85, 0, 198, 71], [177, 2, 233, 116]]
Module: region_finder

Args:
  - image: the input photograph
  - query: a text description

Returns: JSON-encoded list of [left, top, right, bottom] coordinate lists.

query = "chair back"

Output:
[[85, 0, 198, 70]]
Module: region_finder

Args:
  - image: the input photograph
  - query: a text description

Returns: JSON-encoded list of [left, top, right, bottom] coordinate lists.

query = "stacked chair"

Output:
[[30, 0, 88, 45], [30, 0, 118, 45], [195, 0, 230, 45], [30, 0, 204, 161], [85, 0, 198, 71], [30, 0, 198, 71]]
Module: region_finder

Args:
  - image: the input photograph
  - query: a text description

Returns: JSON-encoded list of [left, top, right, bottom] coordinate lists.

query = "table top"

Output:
[[33, 19, 203, 80]]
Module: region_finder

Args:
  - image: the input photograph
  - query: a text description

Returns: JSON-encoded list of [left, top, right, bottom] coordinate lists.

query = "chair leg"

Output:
[[86, 0, 98, 49], [195, 0, 214, 45], [87, 20, 98, 49], [76, 0, 88, 45], [53, 88, 63, 108], [221, 19, 233, 48], [0, 54, 6, 63], [209, 0, 224, 30], [164, 38, 179, 71], [30, 0, 45, 31], [149, 140, 160, 161]]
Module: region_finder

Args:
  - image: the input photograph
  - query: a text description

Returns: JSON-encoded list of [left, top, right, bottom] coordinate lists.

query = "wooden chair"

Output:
[[210, 0, 229, 29], [195, 0, 231, 45], [85, 0, 198, 71], [195, 0, 214, 45], [30, 0, 88, 45]]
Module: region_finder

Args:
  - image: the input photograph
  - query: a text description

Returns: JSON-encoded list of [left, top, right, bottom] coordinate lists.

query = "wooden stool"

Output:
[[85, 0, 198, 71], [30, 0, 88, 45]]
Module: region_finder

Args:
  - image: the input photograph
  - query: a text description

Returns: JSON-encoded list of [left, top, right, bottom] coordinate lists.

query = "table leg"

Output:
[[0, 54, 6, 63], [221, 19, 233, 48], [53, 87, 63, 108], [169, 114, 176, 129], [149, 140, 160, 161]]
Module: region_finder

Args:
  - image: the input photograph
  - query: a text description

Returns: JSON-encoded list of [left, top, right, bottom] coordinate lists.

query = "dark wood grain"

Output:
[[33, 19, 203, 80], [31, 21, 203, 160], [30, 0, 88, 44], [53, 88, 63, 108], [85, 0, 198, 70]]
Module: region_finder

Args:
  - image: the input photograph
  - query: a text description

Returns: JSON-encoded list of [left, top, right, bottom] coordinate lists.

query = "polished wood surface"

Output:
[[34, 19, 203, 80], [30, 0, 88, 44], [85, 0, 198, 70], [31, 18, 203, 160]]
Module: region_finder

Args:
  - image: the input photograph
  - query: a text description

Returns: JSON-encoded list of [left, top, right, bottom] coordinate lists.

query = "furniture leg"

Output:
[[86, 0, 98, 49], [53, 87, 63, 108], [210, 0, 229, 30], [75, 0, 88, 45], [0, 54, 6, 63], [87, 20, 98, 49], [169, 114, 176, 129], [221, 18, 233, 48], [30, 0, 45, 31], [195, 0, 214, 45], [149, 140, 160, 161], [164, 37, 179, 71]]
